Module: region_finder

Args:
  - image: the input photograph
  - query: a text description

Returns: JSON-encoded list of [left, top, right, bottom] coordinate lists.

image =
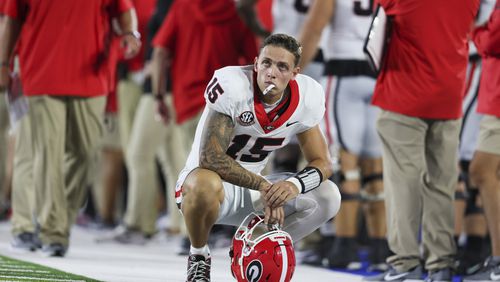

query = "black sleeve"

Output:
[[143, 0, 174, 94]]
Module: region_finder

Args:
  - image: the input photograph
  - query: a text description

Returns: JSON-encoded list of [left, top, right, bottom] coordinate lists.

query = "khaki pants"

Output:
[[90, 113, 123, 221], [124, 95, 200, 234], [11, 115, 35, 235], [0, 93, 9, 202], [117, 75, 142, 150], [29, 95, 106, 246], [376, 110, 460, 271]]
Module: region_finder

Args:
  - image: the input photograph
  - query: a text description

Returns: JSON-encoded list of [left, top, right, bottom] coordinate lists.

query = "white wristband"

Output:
[[286, 177, 303, 194]]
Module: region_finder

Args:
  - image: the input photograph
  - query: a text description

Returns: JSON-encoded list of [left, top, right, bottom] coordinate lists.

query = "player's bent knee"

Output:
[[183, 168, 224, 206], [316, 180, 342, 220]]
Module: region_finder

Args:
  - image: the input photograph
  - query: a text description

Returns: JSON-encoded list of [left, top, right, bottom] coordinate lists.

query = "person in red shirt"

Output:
[[106, 0, 179, 245], [364, 0, 480, 281], [116, 0, 155, 154], [0, 0, 140, 257], [463, 2, 500, 281]]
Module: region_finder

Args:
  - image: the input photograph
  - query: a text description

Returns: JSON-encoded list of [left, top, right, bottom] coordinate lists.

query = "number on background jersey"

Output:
[[207, 77, 225, 103], [353, 0, 374, 16], [227, 135, 285, 162], [294, 0, 311, 13]]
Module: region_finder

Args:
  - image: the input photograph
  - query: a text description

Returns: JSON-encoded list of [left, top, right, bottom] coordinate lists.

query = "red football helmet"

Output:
[[230, 213, 296, 282]]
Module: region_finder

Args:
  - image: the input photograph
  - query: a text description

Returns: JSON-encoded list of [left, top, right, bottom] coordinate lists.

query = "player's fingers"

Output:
[[263, 184, 278, 201], [270, 208, 278, 224], [267, 189, 282, 208], [270, 189, 288, 208], [263, 189, 278, 205], [264, 206, 271, 225], [278, 207, 285, 227]]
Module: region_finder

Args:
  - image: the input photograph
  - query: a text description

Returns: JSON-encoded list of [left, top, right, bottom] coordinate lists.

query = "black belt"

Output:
[[324, 59, 376, 78], [313, 49, 324, 63]]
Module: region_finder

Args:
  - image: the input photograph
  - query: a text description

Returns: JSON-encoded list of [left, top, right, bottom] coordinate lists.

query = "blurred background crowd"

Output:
[[0, 0, 499, 281]]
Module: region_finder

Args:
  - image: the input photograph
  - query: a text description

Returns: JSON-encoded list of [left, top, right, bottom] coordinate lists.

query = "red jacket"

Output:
[[372, 0, 479, 119], [474, 0, 500, 117], [152, 0, 258, 124]]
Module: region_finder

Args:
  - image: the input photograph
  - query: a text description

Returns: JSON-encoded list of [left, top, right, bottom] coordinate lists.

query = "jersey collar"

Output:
[[253, 74, 299, 134]]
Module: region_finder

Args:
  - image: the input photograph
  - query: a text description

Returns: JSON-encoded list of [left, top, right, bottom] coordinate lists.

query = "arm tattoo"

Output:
[[200, 110, 267, 191]]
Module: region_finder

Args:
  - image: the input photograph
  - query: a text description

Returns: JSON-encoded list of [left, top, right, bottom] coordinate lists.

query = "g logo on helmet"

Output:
[[245, 260, 263, 282]]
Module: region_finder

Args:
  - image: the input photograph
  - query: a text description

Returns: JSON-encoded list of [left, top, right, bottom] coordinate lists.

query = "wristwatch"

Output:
[[123, 30, 141, 39]]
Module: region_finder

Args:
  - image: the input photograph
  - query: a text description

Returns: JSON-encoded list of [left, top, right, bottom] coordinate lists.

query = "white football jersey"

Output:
[[272, 0, 328, 51], [323, 0, 373, 60], [177, 65, 325, 194], [272, 0, 313, 37], [469, 0, 496, 55]]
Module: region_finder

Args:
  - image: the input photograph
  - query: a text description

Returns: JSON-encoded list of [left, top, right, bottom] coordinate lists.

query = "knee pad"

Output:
[[330, 169, 361, 184], [329, 170, 343, 185], [459, 160, 471, 174], [465, 189, 483, 215], [339, 191, 361, 202], [361, 173, 383, 187], [361, 190, 385, 202]]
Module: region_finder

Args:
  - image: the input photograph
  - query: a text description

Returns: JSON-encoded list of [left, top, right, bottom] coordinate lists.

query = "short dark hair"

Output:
[[260, 34, 302, 67]]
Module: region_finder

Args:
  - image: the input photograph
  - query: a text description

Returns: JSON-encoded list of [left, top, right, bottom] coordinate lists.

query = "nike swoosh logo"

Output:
[[491, 271, 500, 280], [384, 272, 409, 281], [286, 121, 299, 127]]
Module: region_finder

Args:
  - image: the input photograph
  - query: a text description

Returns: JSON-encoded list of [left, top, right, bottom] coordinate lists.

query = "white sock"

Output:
[[190, 245, 210, 258]]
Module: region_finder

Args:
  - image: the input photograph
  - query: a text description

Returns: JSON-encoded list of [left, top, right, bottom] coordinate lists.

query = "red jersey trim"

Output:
[[253, 75, 300, 134]]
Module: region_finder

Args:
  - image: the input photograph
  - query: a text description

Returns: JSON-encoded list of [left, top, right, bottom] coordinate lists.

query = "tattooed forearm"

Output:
[[200, 110, 268, 191]]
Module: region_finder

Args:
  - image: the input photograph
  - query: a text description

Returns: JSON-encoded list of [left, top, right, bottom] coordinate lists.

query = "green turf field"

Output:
[[0, 255, 101, 281]]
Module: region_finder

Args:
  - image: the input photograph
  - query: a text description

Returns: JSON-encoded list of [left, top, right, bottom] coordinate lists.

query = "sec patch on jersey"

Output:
[[237, 111, 256, 126]]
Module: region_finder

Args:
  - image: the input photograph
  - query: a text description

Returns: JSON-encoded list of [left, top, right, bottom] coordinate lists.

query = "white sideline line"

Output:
[[0, 267, 50, 273]]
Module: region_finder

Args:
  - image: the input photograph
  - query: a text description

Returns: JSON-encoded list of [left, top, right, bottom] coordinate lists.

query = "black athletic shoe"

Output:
[[41, 243, 67, 257], [424, 267, 452, 282], [463, 256, 500, 282], [302, 235, 334, 267], [368, 238, 391, 272], [186, 254, 211, 282], [328, 237, 362, 270]]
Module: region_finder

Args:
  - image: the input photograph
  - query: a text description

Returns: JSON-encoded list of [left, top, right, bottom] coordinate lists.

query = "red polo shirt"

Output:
[[372, 0, 479, 119], [152, 0, 257, 124], [474, 0, 500, 117], [4, 0, 133, 97]]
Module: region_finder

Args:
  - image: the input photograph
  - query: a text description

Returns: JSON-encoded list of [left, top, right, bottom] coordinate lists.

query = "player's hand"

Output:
[[262, 180, 300, 209], [121, 33, 141, 59], [264, 205, 284, 229], [155, 95, 169, 124], [0, 65, 10, 93]]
